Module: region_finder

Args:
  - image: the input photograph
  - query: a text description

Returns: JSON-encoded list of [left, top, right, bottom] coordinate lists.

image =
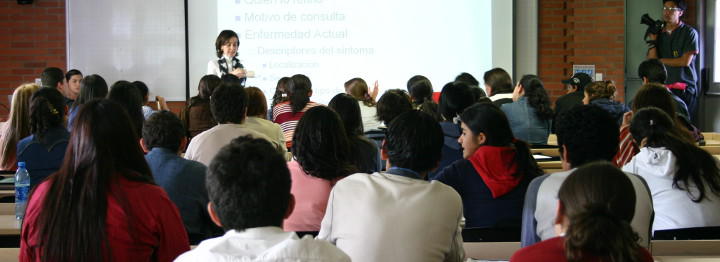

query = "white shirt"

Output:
[[184, 123, 286, 166], [534, 168, 653, 247], [318, 172, 465, 262], [206, 56, 237, 77], [489, 93, 513, 102], [623, 147, 720, 232], [174, 227, 350, 262], [357, 101, 382, 132]]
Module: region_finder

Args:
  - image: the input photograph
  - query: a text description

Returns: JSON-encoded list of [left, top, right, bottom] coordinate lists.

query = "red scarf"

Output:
[[468, 145, 521, 198]]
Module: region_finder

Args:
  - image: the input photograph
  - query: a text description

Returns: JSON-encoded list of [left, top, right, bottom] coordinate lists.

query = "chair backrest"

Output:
[[462, 227, 521, 242], [653, 226, 720, 240]]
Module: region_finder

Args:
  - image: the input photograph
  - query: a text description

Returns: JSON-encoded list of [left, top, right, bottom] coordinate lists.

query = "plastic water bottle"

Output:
[[15, 162, 30, 220]]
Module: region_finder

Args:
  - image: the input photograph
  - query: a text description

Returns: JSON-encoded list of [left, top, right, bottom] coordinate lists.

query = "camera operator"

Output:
[[646, 0, 699, 122]]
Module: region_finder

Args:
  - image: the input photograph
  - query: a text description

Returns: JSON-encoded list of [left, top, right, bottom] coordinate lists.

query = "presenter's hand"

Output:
[[231, 68, 247, 78]]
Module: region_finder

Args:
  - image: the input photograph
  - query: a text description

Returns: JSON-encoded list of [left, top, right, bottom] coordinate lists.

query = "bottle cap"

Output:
[[18, 162, 25, 168]]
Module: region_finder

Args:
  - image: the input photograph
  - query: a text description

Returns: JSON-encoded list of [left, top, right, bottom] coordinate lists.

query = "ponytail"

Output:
[[288, 74, 311, 113], [29, 88, 66, 139], [565, 205, 642, 262]]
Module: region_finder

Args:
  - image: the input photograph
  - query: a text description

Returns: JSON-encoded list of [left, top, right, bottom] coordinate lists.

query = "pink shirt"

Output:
[[283, 160, 340, 232]]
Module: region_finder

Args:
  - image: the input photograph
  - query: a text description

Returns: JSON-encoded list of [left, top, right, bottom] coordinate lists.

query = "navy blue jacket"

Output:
[[17, 127, 69, 188], [429, 122, 463, 178]]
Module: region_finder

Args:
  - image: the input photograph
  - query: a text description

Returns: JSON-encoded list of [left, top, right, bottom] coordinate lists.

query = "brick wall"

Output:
[[538, 0, 627, 103]]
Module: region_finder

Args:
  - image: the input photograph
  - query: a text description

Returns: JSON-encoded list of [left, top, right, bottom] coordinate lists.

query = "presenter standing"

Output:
[[207, 30, 247, 85]]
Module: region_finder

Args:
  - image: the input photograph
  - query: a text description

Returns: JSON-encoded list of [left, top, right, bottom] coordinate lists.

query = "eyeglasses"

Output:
[[663, 7, 682, 12]]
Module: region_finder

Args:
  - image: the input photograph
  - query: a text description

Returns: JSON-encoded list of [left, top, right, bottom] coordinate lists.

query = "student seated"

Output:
[[272, 74, 321, 149], [141, 111, 221, 244], [484, 68, 514, 107], [511, 162, 653, 262], [68, 74, 108, 130], [319, 110, 464, 262], [108, 80, 146, 137], [134, 80, 169, 119], [407, 75, 441, 121], [432, 103, 541, 228], [241, 86, 285, 148], [430, 81, 476, 178], [175, 136, 350, 261], [522, 105, 653, 247], [328, 93, 381, 173], [501, 75, 553, 145], [185, 81, 286, 166], [0, 83, 39, 171], [17, 88, 69, 188], [344, 78, 383, 132], [20, 99, 189, 261], [582, 80, 630, 126], [366, 89, 413, 170], [623, 107, 720, 232], [283, 106, 357, 231], [181, 75, 220, 139]]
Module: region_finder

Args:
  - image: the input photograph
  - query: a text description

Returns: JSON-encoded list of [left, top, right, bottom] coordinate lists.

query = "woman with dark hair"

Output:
[[345, 77, 382, 132], [623, 107, 720, 232], [181, 75, 221, 138], [283, 106, 357, 231], [20, 99, 189, 261], [511, 162, 653, 262], [375, 89, 413, 127], [108, 80, 145, 137], [64, 69, 82, 103], [17, 88, 69, 188], [583, 80, 630, 126], [484, 68, 514, 105], [406, 75, 441, 121], [429, 81, 477, 178], [328, 93, 381, 173], [68, 74, 108, 130], [242, 86, 285, 148], [268, 76, 291, 120], [0, 83, 39, 171], [207, 30, 247, 84], [272, 74, 321, 148], [432, 103, 541, 228], [501, 75, 554, 145]]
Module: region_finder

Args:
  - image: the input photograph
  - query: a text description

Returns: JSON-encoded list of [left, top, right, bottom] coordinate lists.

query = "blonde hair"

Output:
[[585, 80, 617, 101], [0, 83, 40, 170]]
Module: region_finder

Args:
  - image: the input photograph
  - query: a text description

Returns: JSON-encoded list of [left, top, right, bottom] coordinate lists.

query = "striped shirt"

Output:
[[272, 101, 321, 148]]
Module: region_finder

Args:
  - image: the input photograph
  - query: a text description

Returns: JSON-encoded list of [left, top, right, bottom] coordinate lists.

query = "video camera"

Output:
[[641, 13, 665, 46]]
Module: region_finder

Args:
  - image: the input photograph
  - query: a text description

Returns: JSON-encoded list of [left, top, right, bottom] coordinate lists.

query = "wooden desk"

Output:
[[537, 160, 563, 174], [0, 248, 17, 261], [651, 240, 720, 256], [464, 242, 519, 260], [0, 190, 12, 199], [531, 148, 561, 157], [0, 204, 13, 216], [702, 146, 720, 155], [0, 216, 20, 236], [547, 134, 557, 146], [654, 257, 720, 262]]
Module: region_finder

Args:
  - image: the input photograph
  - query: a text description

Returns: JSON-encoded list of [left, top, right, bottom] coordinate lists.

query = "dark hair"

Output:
[[65, 69, 82, 82], [244, 86, 268, 117], [376, 89, 413, 125], [560, 162, 642, 262], [345, 78, 375, 107], [638, 59, 667, 84], [29, 88, 66, 138], [108, 80, 145, 137], [556, 105, 619, 167], [518, 75, 554, 120], [34, 99, 153, 261], [664, 0, 687, 11], [460, 103, 542, 178], [439, 81, 475, 121], [142, 111, 185, 152], [215, 30, 239, 58], [406, 75, 433, 105], [329, 93, 363, 136], [483, 68, 513, 95], [74, 74, 108, 106], [632, 83, 694, 142], [470, 86, 488, 100], [210, 81, 246, 124], [221, 74, 240, 84], [292, 106, 356, 180], [287, 74, 312, 113], [384, 110, 443, 173], [455, 72, 480, 86], [271, 77, 291, 108], [207, 136, 290, 231], [630, 107, 720, 202], [585, 80, 617, 100], [40, 67, 64, 89], [132, 81, 149, 103], [198, 75, 221, 99]]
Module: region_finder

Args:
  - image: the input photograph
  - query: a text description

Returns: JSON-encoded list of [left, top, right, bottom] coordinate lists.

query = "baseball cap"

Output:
[[561, 73, 593, 89]]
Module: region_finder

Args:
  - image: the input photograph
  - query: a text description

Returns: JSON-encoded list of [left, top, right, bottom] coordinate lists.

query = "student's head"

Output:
[[287, 74, 312, 113], [271, 77, 291, 107], [75, 74, 108, 106], [36, 99, 152, 260], [406, 75, 433, 104], [132, 81, 149, 103], [206, 136, 292, 231], [215, 29, 240, 58], [108, 80, 145, 136], [557, 161, 639, 262], [329, 93, 363, 136], [29, 88, 66, 137], [142, 111, 186, 153], [663, 0, 686, 23], [632, 83, 676, 116], [40, 67, 65, 90], [458, 103, 513, 157], [244, 86, 268, 118], [483, 68, 513, 96], [292, 106, 355, 180], [439, 81, 475, 121], [345, 77, 374, 106], [376, 89, 413, 125], [455, 72, 480, 87], [384, 110, 443, 174], [65, 69, 83, 99], [555, 105, 619, 169], [561, 72, 592, 93], [583, 80, 616, 104], [0, 83, 40, 169], [517, 75, 554, 120], [197, 75, 221, 100], [210, 81, 247, 124], [638, 59, 667, 84]]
